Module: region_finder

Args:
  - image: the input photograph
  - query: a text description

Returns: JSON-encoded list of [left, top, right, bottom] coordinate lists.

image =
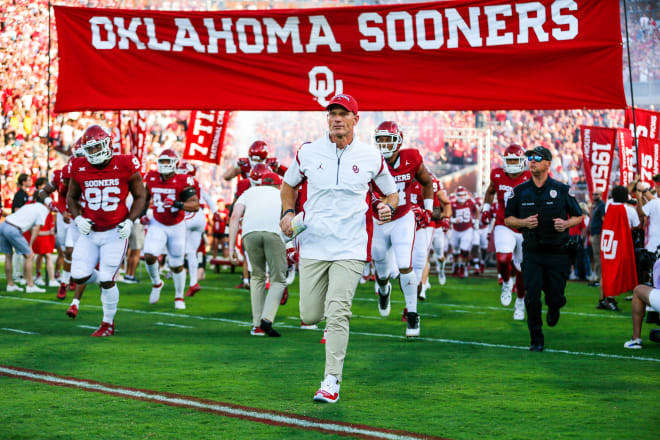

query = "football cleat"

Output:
[[313, 375, 340, 403], [320, 329, 327, 344], [250, 326, 265, 336], [91, 321, 114, 337], [401, 307, 408, 322], [174, 298, 186, 310], [149, 282, 164, 304], [406, 312, 420, 337], [185, 283, 201, 297], [69, 281, 76, 291], [501, 278, 514, 306], [301, 321, 318, 330], [57, 283, 67, 300], [66, 304, 78, 319], [513, 298, 525, 321], [623, 338, 642, 349], [377, 282, 391, 317]]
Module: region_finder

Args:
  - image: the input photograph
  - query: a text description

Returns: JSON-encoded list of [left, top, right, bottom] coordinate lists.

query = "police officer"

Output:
[[504, 146, 583, 351]]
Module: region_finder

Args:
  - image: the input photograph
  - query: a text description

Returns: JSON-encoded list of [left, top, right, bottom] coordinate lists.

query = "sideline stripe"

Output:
[[0, 365, 446, 440], [2, 296, 658, 363], [1, 327, 37, 335], [155, 322, 193, 328]]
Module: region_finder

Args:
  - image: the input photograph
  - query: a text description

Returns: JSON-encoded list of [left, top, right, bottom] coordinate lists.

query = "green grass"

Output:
[[1, 267, 659, 440]]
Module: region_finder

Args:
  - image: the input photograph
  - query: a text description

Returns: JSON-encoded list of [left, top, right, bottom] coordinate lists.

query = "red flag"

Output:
[[617, 128, 635, 187], [53, 1, 625, 112], [624, 107, 660, 140], [600, 203, 637, 297], [184, 111, 231, 165], [129, 110, 147, 174], [580, 125, 616, 202], [637, 136, 660, 186]]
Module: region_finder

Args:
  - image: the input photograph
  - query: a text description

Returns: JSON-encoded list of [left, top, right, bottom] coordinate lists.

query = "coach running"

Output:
[[504, 146, 583, 352]]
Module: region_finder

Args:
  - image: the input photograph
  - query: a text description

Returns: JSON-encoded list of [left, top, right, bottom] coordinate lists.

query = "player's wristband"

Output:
[[424, 199, 433, 212], [281, 209, 295, 219], [385, 204, 395, 215]]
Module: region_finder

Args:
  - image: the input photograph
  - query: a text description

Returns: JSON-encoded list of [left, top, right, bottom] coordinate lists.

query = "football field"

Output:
[[1, 267, 658, 440]]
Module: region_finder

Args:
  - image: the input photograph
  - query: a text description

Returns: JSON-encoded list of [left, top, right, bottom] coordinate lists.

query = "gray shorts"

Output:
[[0, 222, 31, 255]]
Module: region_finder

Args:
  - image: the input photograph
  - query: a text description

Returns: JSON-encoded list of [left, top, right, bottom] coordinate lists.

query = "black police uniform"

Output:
[[505, 176, 582, 347]]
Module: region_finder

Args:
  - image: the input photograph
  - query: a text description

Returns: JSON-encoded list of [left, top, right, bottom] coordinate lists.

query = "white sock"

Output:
[[61, 270, 70, 284], [146, 262, 161, 285], [71, 298, 80, 307], [399, 271, 418, 313], [101, 285, 119, 323], [188, 252, 198, 286], [87, 270, 100, 285], [173, 270, 186, 299]]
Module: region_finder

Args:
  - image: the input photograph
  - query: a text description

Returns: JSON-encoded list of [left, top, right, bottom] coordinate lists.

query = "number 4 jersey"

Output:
[[144, 170, 197, 226], [69, 154, 141, 231]]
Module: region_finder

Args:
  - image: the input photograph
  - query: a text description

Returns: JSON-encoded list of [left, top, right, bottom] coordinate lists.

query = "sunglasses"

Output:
[[529, 155, 545, 162]]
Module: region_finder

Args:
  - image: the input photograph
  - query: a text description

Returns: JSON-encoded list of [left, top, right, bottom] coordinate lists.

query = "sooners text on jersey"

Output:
[[490, 168, 532, 227], [372, 149, 423, 220], [69, 155, 140, 231], [145, 170, 196, 226]]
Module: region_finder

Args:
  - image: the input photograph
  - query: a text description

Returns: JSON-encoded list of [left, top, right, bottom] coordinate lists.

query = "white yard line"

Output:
[[1, 327, 38, 335]]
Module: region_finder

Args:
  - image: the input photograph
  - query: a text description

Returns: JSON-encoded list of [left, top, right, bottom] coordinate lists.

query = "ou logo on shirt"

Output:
[[601, 229, 618, 260], [309, 66, 343, 107]]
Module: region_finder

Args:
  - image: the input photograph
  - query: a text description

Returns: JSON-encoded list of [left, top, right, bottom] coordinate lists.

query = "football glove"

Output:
[[139, 215, 151, 226], [439, 217, 451, 231], [74, 216, 93, 235], [117, 219, 133, 240]]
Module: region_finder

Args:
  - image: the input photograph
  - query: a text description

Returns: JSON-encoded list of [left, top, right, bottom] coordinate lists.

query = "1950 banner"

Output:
[[53, 0, 625, 112], [580, 125, 616, 201]]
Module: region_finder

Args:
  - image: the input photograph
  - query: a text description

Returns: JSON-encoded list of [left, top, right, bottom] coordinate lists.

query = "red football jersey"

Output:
[[430, 177, 446, 228], [372, 149, 423, 220], [235, 178, 252, 199], [212, 209, 229, 234], [451, 198, 478, 232], [69, 155, 140, 231], [145, 170, 196, 226], [490, 168, 532, 227], [237, 157, 286, 179], [51, 169, 67, 213]]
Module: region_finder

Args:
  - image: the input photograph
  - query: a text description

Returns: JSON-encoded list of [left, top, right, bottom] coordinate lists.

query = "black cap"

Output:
[[525, 146, 552, 161]]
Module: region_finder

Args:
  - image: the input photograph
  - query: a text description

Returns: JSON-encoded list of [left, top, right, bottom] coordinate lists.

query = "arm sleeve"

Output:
[[372, 156, 397, 195], [504, 187, 520, 218], [283, 148, 305, 187]]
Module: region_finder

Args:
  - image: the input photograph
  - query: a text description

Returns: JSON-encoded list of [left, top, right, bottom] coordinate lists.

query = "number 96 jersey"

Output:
[[69, 155, 140, 231]]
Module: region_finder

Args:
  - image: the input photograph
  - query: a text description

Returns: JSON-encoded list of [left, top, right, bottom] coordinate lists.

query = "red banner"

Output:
[[580, 126, 616, 202], [624, 108, 660, 140], [184, 111, 231, 165], [637, 136, 660, 186], [601, 203, 637, 297], [53, 0, 624, 112], [129, 110, 147, 174], [617, 128, 635, 188]]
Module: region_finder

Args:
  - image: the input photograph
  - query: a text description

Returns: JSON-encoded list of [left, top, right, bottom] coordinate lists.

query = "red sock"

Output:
[[512, 267, 525, 298], [496, 253, 512, 282]]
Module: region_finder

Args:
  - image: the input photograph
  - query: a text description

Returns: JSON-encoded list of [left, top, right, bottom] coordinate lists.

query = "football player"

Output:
[[370, 121, 434, 337], [142, 149, 200, 309], [222, 140, 287, 181], [482, 144, 531, 320], [430, 176, 452, 285], [450, 186, 479, 279], [67, 125, 146, 336]]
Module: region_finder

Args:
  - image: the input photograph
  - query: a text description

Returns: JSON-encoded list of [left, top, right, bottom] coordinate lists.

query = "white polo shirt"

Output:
[[5, 202, 49, 232], [236, 185, 282, 236], [284, 134, 396, 261], [642, 197, 660, 252]]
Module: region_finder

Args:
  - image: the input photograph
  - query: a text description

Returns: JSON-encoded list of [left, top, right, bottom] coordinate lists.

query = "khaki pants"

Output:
[[590, 234, 601, 280], [299, 258, 365, 382], [243, 231, 286, 327]]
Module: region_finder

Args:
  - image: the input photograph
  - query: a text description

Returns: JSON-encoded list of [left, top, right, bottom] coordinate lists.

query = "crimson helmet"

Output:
[[72, 137, 85, 158], [456, 186, 468, 204], [503, 144, 526, 174], [178, 161, 196, 177], [80, 125, 112, 165], [157, 149, 179, 174], [374, 121, 403, 159], [249, 163, 270, 186], [262, 172, 282, 187], [248, 141, 268, 166]]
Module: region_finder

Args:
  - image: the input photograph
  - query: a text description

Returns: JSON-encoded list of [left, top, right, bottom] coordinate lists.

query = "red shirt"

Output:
[[145, 170, 195, 226], [213, 209, 229, 234], [451, 198, 478, 232], [69, 155, 140, 231], [490, 168, 532, 227], [236, 157, 287, 179], [235, 178, 252, 199], [372, 149, 423, 220]]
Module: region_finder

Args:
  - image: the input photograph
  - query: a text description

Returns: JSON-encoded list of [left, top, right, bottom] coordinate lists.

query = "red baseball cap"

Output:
[[326, 94, 358, 115], [262, 172, 282, 186]]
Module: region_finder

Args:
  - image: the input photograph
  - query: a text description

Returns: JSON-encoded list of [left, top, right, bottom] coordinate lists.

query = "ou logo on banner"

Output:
[[601, 229, 618, 260], [309, 66, 343, 107]]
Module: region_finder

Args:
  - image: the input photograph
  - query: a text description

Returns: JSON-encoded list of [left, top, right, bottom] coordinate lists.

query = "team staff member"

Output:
[[504, 146, 583, 352], [280, 94, 397, 403]]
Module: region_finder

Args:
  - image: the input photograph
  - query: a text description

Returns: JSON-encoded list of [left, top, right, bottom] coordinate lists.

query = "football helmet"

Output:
[[249, 163, 270, 186], [248, 141, 268, 166], [503, 144, 526, 174], [374, 121, 403, 159], [456, 186, 468, 204], [72, 137, 85, 158], [157, 149, 179, 175], [178, 161, 196, 177], [80, 125, 112, 165]]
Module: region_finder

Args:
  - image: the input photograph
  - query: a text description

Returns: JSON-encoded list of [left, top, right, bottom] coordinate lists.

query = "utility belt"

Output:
[[523, 230, 578, 255]]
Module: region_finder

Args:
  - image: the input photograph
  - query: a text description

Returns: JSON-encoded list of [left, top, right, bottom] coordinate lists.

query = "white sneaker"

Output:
[[513, 298, 525, 320], [174, 298, 186, 310], [34, 277, 45, 286], [150, 282, 164, 304], [377, 282, 391, 317], [300, 322, 318, 330], [25, 285, 46, 293], [438, 267, 446, 286], [6, 284, 23, 293], [313, 375, 340, 403], [623, 338, 642, 349], [286, 265, 296, 285], [15, 277, 26, 285], [48, 279, 60, 288], [501, 278, 514, 306]]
